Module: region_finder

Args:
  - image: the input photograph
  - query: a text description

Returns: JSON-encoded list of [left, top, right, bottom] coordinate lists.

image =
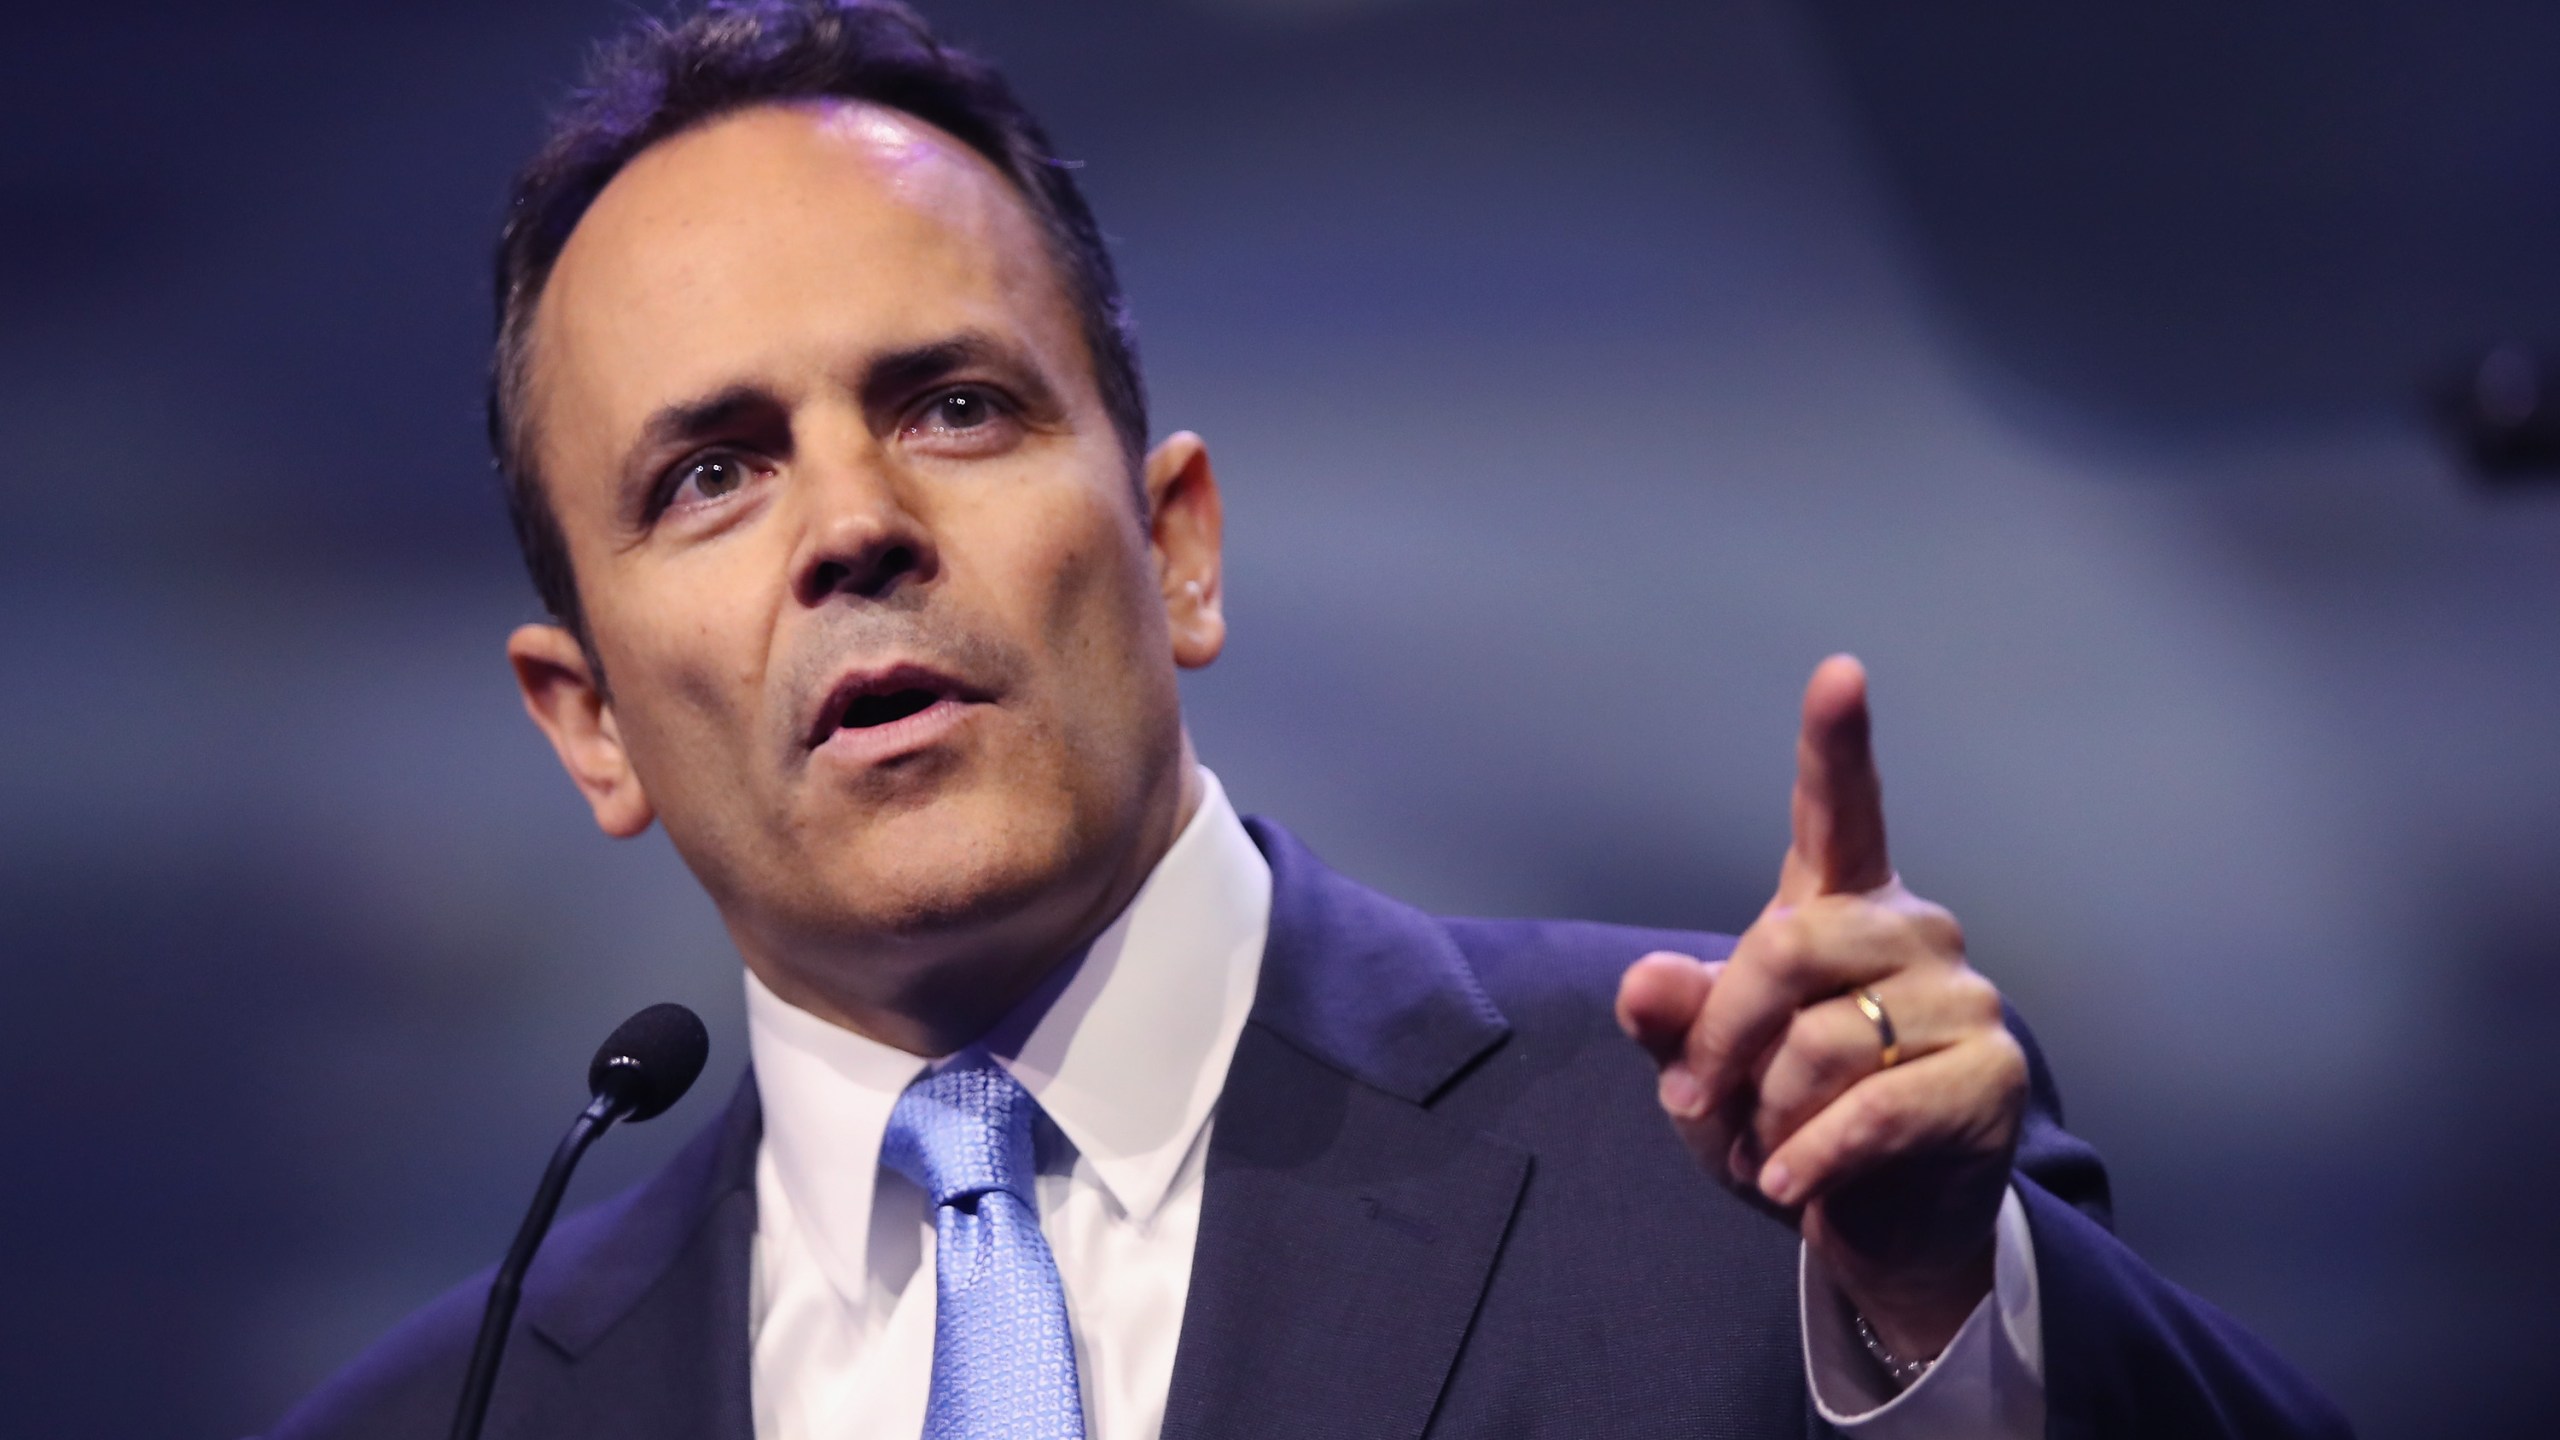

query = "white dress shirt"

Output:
[[744, 769, 2044, 1439]]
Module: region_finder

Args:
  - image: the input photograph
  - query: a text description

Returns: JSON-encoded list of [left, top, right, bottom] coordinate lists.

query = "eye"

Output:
[[901, 385, 1022, 454], [664, 451, 761, 510], [923, 390, 994, 430]]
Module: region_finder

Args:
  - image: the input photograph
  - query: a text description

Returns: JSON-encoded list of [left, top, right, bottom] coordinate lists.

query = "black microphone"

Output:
[[449, 1003, 710, 1440]]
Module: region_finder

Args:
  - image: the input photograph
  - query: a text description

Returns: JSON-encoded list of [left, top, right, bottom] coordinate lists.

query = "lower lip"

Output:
[[811, 696, 979, 768]]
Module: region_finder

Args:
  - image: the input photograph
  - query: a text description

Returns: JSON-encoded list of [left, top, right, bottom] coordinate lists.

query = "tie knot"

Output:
[[883, 1057, 1040, 1209]]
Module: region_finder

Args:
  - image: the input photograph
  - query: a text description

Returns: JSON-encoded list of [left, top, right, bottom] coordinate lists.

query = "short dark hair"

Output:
[[489, 0, 1146, 642]]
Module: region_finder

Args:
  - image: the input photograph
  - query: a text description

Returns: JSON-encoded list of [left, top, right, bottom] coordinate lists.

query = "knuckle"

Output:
[[1755, 916, 1811, 980], [1779, 1004, 1826, 1055], [1795, 1046, 1849, 1100], [1759, 1081, 1819, 1143], [1987, 1031, 2030, 1096], [1798, 1017, 1860, 1089], [1909, 900, 1965, 955], [1836, 1090, 1891, 1156], [1950, 970, 2004, 1026]]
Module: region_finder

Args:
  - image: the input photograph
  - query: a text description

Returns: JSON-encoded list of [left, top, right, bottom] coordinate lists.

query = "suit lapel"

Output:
[[1161, 821, 1527, 1440]]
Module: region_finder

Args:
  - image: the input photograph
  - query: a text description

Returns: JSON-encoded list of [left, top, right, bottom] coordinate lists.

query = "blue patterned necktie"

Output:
[[883, 1057, 1088, 1440]]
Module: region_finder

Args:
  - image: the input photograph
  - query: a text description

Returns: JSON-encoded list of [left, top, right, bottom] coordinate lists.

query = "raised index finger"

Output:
[[1777, 654, 1891, 905]]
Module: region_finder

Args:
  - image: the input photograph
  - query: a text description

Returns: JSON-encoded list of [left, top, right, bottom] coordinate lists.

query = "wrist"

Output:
[[1831, 1239, 1994, 1365], [1850, 1307, 1937, 1390]]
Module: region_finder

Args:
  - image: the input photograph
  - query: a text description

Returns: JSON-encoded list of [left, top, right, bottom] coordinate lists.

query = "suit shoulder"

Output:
[[260, 1169, 692, 1440], [261, 1266, 487, 1440], [1439, 913, 1736, 1015], [261, 1079, 756, 1440]]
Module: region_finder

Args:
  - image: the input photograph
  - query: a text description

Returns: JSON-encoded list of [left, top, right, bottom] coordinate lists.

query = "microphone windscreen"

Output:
[[587, 1003, 710, 1122]]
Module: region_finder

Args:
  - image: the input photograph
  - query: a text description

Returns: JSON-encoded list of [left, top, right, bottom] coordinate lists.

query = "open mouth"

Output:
[[838, 688, 942, 730], [808, 663, 984, 749]]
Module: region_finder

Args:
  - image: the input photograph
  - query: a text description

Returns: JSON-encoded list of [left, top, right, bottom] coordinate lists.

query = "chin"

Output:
[[816, 780, 1102, 946]]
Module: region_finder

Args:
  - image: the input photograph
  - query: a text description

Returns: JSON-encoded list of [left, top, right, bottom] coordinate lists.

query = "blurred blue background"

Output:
[[4, 1, 2556, 1434]]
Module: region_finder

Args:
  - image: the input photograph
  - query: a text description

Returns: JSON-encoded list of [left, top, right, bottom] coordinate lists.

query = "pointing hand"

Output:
[[1615, 656, 2027, 1365]]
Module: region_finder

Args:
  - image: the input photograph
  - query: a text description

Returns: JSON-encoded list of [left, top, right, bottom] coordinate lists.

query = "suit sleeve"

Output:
[[2002, 1007, 2354, 1440]]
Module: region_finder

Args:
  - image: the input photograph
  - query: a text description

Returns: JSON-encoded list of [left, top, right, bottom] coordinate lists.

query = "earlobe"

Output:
[[506, 623, 656, 838], [1142, 431, 1227, 670]]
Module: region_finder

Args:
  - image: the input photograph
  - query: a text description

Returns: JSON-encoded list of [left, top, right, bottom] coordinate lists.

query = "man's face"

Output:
[[508, 102, 1223, 1035]]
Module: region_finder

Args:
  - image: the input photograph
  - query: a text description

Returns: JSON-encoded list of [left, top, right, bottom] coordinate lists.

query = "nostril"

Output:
[[803, 540, 930, 604], [853, 544, 918, 599]]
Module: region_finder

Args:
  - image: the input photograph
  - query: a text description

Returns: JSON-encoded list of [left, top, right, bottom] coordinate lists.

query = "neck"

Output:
[[740, 754, 1207, 1057]]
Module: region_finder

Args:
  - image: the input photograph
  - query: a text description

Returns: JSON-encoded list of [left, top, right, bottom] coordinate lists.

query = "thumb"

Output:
[[1776, 654, 1892, 905], [1616, 950, 1725, 1121], [1616, 950, 1720, 1065]]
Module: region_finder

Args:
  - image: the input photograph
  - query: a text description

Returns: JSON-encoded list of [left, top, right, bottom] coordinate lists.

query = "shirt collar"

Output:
[[745, 768, 1271, 1305]]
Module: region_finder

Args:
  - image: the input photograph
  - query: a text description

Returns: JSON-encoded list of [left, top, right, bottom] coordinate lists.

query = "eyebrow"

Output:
[[631, 385, 777, 466], [855, 330, 1063, 425]]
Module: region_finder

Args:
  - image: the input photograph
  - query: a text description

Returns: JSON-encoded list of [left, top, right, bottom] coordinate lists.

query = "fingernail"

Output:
[[1758, 1160, 1796, 1205], [1658, 1067, 1706, 1118]]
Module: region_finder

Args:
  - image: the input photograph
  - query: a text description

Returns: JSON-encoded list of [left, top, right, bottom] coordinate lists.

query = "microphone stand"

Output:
[[448, 1092, 629, 1440], [444, 1001, 705, 1440]]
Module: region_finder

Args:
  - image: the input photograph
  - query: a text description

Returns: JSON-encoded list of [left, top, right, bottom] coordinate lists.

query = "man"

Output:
[[267, 2, 2348, 1437]]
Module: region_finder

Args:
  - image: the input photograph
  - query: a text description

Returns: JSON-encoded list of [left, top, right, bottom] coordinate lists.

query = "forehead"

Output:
[[529, 101, 1074, 467]]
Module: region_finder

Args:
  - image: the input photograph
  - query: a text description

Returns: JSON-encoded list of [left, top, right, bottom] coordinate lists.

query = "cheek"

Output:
[[591, 563, 779, 780], [959, 485, 1172, 767], [1017, 496, 1162, 673]]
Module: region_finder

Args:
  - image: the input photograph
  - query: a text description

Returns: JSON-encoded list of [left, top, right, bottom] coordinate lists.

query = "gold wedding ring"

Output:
[[1854, 986, 1901, 1069]]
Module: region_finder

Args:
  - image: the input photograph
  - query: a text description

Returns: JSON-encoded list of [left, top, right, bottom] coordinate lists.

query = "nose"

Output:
[[790, 452, 939, 607]]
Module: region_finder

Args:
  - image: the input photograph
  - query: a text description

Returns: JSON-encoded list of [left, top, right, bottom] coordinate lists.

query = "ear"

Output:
[[1141, 430, 1226, 670], [507, 623, 656, 838]]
